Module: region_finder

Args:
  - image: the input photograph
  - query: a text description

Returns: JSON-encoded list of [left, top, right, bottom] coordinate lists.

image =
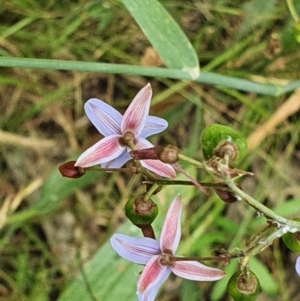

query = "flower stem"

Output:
[[144, 183, 160, 201], [225, 175, 300, 232], [85, 166, 130, 172], [144, 179, 228, 189], [177, 154, 204, 168]]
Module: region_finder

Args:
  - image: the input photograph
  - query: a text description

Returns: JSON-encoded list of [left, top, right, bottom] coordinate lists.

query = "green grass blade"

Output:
[[121, 0, 199, 77], [58, 223, 140, 301], [1, 57, 300, 96]]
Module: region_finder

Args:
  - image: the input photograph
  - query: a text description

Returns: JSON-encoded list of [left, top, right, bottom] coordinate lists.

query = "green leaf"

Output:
[[6, 160, 104, 226], [249, 257, 278, 296], [58, 222, 140, 301], [121, 0, 199, 77], [32, 162, 102, 213], [274, 198, 300, 217]]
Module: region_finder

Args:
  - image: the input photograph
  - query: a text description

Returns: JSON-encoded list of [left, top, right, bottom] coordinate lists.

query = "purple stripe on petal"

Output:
[[85, 98, 122, 136], [136, 138, 176, 178], [137, 255, 170, 296], [160, 196, 182, 254], [75, 135, 123, 167], [110, 234, 160, 265], [171, 261, 225, 281], [137, 264, 170, 301], [141, 116, 168, 138], [121, 84, 152, 136], [141, 160, 176, 178]]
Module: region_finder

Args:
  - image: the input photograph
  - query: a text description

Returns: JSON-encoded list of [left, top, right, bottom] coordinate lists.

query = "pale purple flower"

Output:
[[75, 84, 176, 178], [296, 256, 300, 276], [110, 196, 225, 301]]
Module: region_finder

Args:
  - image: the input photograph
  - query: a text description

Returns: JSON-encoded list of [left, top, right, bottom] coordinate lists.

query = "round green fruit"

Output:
[[201, 124, 247, 166], [282, 218, 300, 252], [125, 196, 158, 226], [227, 270, 259, 301]]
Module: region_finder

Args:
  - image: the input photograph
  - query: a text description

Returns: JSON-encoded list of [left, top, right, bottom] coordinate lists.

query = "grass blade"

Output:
[[121, 0, 199, 77]]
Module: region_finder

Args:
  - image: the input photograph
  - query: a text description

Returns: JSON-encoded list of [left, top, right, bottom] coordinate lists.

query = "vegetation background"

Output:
[[0, 0, 299, 300]]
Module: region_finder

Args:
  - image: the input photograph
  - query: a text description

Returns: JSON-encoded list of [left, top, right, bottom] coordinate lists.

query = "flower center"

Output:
[[160, 253, 173, 266], [121, 131, 136, 149]]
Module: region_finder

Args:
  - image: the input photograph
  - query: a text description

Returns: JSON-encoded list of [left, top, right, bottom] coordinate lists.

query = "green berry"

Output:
[[125, 196, 158, 226], [282, 218, 300, 252], [201, 124, 247, 166], [227, 270, 260, 301]]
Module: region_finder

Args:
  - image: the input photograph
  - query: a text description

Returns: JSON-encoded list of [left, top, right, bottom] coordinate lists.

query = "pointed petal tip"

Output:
[[110, 234, 160, 265], [160, 194, 182, 253]]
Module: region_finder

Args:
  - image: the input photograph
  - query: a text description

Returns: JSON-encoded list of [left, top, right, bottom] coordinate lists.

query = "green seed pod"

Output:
[[227, 270, 260, 301], [125, 196, 158, 226], [201, 124, 247, 166], [282, 218, 300, 252]]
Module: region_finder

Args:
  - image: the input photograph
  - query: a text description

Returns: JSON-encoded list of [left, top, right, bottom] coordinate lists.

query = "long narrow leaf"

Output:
[[58, 223, 140, 301], [121, 0, 199, 77]]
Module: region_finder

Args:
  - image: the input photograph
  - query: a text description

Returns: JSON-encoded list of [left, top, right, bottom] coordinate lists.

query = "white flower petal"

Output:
[[171, 260, 225, 281], [85, 98, 122, 136], [75, 135, 124, 167], [110, 234, 160, 265], [137, 255, 170, 300], [160, 196, 182, 253], [141, 116, 168, 138], [121, 84, 152, 136]]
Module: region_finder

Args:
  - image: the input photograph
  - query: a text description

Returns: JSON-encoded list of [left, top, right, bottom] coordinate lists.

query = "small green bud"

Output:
[[227, 270, 260, 301], [201, 124, 247, 166], [282, 218, 300, 252], [125, 196, 158, 226]]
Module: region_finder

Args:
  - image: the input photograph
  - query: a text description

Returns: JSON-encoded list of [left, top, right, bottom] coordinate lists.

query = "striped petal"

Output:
[[75, 135, 124, 167], [160, 196, 182, 254], [85, 98, 122, 136], [110, 234, 160, 265], [171, 261, 225, 281], [137, 255, 171, 301], [141, 116, 168, 138], [136, 138, 176, 178], [121, 84, 152, 136], [101, 150, 131, 168]]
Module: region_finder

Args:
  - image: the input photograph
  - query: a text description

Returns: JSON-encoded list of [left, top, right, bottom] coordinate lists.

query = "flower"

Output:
[[110, 196, 225, 301], [296, 256, 300, 276], [75, 84, 175, 178]]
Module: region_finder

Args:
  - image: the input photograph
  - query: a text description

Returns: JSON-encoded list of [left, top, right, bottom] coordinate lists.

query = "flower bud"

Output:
[[158, 145, 179, 164], [58, 161, 86, 178], [215, 188, 240, 204], [125, 196, 158, 226], [130, 145, 179, 164], [201, 124, 247, 166], [130, 146, 161, 160], [227, 270, 260, 301], [282, 218, 300, 252]]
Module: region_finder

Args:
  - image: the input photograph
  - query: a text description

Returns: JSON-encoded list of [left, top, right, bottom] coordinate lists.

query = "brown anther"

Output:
[[160, 254, 173, 266], [123, 131, 136, 144]]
